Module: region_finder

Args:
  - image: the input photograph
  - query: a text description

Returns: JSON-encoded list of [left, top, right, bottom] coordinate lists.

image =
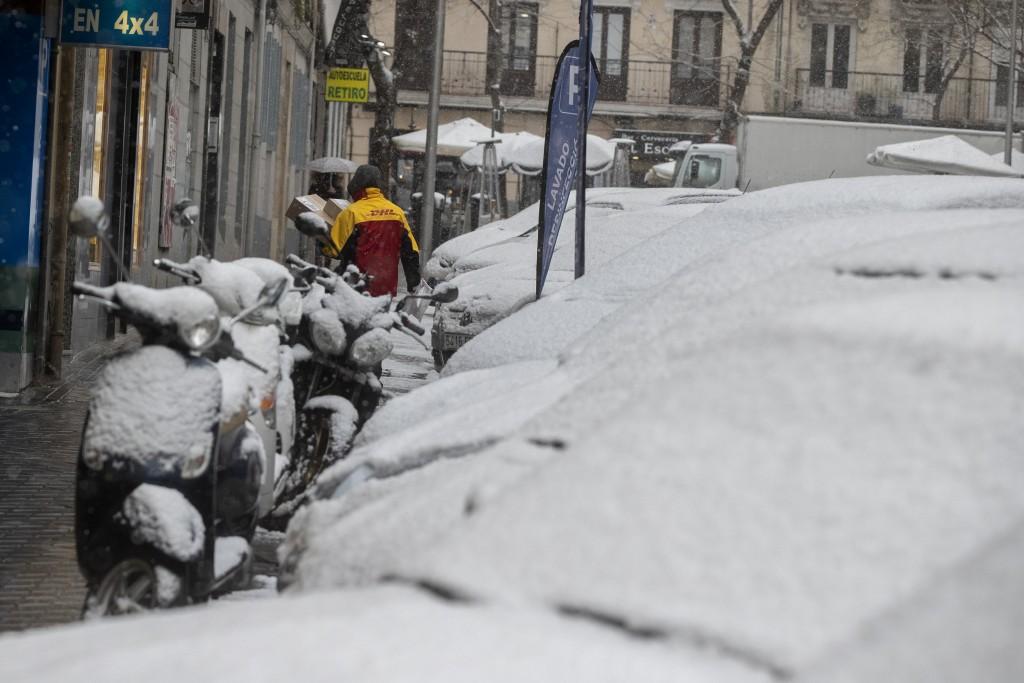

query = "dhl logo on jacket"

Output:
[[322, 188, 421, 297]]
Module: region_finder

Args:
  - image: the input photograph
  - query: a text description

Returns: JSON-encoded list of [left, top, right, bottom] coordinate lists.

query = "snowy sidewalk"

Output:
[[380, 308, 437, 397], [0, 334, 136, 632]]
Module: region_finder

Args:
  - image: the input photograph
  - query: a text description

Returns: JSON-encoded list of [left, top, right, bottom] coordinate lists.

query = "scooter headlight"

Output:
[[181, 444, 211, 479], [179, 315, 220, 351]]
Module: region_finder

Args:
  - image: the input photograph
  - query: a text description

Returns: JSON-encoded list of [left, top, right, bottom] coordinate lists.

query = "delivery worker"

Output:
[[322, 165, 421, 297]]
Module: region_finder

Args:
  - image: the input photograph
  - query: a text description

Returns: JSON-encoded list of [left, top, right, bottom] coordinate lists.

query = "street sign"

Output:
[[60, 0, 172, 50], [325, 68, 370, 103]]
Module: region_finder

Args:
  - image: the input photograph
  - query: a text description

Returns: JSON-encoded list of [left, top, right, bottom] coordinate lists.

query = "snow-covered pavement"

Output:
[[380, 308, 437, 396]]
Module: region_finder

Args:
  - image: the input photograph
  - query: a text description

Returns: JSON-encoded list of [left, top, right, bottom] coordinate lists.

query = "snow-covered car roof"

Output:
[[425, 187, 740, 283], [447, 174, 1024, 376], [435, 202, 718, 338]]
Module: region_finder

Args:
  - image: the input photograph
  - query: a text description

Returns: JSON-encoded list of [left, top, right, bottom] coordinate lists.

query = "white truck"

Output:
[[671, 115, 1023, 191]]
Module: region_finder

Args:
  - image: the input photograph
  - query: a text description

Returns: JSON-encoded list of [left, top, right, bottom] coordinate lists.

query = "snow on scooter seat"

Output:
[[186, 257, 266, 316], [121, 484, 204, 562], [111, 284, 220, 331], [83, 346, 222, 473]]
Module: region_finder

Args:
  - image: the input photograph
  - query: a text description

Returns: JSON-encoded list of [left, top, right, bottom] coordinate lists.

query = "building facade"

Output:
[[335, 0, 1020, 186], [2, 0, 322, 393]]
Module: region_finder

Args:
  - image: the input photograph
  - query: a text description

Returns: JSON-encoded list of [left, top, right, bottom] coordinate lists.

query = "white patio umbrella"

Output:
[[392, 117, 495, 157], [459, 131, 544, 169], [508, 135, 616, 177]]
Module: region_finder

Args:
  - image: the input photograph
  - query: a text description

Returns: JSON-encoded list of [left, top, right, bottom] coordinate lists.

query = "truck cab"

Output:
[[672, 143, 738, 190]]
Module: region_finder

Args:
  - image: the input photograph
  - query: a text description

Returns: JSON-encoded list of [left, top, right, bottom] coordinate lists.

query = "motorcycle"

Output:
[[264, 214, 458, 526], [70, 198, 286, 616]]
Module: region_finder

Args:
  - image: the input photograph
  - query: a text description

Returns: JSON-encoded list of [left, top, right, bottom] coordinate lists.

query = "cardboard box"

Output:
[[285, 194, 327, 221], [323, 198, 350, 222]]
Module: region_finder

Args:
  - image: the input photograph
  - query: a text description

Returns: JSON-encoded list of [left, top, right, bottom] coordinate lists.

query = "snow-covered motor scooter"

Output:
[[70, 199, 286, 617], [264, 213, 458, 526], [152, 254, 298, 522]]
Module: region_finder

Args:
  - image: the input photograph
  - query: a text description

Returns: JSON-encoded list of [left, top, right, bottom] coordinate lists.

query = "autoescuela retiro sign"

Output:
[[60, 0, 172, 50], [325, 68, 370, 103]]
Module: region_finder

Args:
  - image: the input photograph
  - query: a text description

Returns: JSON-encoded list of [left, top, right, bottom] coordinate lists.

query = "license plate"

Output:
[[442, 333, 471, 350]]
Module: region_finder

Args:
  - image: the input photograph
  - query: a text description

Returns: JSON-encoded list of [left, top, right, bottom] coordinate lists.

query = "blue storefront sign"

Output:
[[0, 0, 50, 392], [61, 0, 173, 50]]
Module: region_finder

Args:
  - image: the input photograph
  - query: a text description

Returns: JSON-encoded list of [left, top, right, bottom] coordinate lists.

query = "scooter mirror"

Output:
[[170, 198, 199, 227], [293, 212, 330, 239], [258, 277, 289, 308], [431, 283, 459, 304], [69, 197, 108, 239]]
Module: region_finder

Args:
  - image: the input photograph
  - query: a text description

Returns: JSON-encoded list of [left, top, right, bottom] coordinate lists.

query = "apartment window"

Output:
[[903, 28, 944, 93], [995, 63, 1024, 107], [809, 23, 851, 89], [671, 11, 723, 107], [498, 2, 538, 96], [593, 7, 630, 100], [394, 0, 435, 89]]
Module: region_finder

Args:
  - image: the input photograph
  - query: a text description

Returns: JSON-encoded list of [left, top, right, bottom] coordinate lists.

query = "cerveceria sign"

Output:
[[614, 129, 708, 159], [326, 68, 370, 103]]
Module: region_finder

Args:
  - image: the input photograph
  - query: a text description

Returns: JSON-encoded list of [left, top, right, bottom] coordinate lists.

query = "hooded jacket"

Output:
[[322, 187, 421, 297]]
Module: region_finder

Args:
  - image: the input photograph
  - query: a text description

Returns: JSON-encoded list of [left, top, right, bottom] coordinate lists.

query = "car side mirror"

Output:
[[293, 212, 330, 239], [431, 283, 459, 304], [259, 277, 289, 308]]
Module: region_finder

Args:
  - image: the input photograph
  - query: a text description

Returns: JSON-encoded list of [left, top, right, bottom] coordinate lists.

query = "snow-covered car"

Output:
[[4, 177, 1024, 682], [430, 187, 740, 367], [273, 176, 1024, 676]]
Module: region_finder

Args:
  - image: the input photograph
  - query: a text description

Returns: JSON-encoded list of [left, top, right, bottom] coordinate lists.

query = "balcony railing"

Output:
[[790, 69, 1024, 127], [399, 50, 734, 109]]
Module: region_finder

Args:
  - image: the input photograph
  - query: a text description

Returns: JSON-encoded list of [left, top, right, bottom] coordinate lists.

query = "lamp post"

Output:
[[419, 0, 446, 263], [1006, 0, 1019, 165]]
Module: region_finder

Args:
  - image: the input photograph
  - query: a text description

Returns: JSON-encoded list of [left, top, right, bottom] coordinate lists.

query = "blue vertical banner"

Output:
[[535, 40, 598, 299]]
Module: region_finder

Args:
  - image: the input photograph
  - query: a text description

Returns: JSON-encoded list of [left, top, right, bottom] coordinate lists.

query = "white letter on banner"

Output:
[[567, 64, 579, 108]]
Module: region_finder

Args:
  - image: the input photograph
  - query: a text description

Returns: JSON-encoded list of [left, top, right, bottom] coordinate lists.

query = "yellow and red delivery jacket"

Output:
[[322, 187, 420, 297]]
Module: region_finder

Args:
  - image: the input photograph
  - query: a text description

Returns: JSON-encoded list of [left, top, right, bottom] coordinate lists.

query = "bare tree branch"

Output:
[[466, 0, 501, 36], [720, 0, 746, 41]]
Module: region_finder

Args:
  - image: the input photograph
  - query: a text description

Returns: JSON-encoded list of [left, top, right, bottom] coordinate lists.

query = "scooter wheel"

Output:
[[82, 558, 178, 618]]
